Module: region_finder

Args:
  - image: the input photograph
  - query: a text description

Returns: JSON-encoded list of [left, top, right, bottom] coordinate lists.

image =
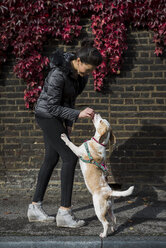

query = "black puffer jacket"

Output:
[[35, 50, 88, 127]]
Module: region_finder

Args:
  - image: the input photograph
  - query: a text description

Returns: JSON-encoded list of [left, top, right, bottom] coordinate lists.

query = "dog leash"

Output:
[[80, 142, 108, 174]]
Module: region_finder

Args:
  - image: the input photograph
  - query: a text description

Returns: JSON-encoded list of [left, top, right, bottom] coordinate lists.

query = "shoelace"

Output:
[[70, 211, 76, 220], [37, 204, 48, 217], [70, 211, 80, 222]]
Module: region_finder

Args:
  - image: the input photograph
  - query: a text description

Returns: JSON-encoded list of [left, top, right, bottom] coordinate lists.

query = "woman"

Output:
[[27, 40, 102, 228]]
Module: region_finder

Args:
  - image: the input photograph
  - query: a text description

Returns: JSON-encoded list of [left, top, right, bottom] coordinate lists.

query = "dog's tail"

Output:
[[111, 186, 134, 197]]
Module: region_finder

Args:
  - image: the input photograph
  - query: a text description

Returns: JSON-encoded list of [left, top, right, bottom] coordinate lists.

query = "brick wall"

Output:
[[0, 25, 166, 198]]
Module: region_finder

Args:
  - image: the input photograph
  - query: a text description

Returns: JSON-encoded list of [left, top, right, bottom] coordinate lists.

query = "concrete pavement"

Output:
[[0, 185, 166, 247]]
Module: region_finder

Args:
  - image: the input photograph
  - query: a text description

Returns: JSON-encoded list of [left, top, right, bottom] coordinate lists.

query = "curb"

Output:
[[0, 236, 166, 248]]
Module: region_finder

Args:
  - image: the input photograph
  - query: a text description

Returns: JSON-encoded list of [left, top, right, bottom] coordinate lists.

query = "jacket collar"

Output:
[[49, 49, 77, 78]]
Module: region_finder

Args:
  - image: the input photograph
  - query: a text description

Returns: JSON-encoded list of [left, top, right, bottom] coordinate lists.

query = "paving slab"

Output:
[[0, 186, 165, 247]]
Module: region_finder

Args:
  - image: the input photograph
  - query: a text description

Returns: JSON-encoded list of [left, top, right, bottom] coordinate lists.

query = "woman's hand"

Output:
[[78, 107, 95, 119]]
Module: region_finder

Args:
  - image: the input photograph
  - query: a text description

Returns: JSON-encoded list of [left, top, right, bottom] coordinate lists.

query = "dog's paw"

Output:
[[112, 215, 116, 225], [99, 232, 107, 238]]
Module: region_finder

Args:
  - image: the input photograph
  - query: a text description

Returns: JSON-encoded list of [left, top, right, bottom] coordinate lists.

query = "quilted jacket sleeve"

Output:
[[47, 70, 80, 122]]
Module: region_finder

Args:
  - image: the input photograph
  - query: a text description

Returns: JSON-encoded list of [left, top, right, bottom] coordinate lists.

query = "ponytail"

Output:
[[76, 39, 102, 67]]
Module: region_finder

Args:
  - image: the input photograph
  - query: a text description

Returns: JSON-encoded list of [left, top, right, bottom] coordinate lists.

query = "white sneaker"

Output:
[[27, 202, 55, 222], [56, 208, 85, 228]]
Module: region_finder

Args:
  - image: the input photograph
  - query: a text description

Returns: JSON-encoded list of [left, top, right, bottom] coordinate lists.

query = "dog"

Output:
[[61, 113, 134, 238]]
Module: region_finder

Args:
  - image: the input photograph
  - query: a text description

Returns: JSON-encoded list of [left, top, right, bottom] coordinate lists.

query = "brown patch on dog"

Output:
[[84, 164, 104, 194], [97, 120, 108, 136], [82, 154, 90, 161], [89, 142, 103, 163], [97, 120, 110, 144]]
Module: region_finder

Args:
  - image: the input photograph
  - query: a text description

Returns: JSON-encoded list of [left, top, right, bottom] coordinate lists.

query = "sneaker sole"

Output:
[[28, 218, 55, 223], [57, 223, 85, 228]]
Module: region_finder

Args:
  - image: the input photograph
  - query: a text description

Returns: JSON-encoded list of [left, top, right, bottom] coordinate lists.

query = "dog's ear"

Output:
[[110, 131, 116, 145], [99, 130, 108, 144]]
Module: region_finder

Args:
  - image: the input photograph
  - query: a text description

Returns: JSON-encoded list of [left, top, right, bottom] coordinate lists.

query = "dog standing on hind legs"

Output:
[[61, 113, 134, 238]]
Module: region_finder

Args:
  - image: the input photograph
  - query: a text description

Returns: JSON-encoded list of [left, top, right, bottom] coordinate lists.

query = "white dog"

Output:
[[61, 113, 134, 238]]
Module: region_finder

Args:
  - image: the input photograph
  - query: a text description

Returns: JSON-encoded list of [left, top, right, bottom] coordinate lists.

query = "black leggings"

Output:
[[33, 117, 78, 207]]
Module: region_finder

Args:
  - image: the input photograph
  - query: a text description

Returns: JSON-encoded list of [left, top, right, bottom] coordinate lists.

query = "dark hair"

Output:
[[76, 39, 102, 67]]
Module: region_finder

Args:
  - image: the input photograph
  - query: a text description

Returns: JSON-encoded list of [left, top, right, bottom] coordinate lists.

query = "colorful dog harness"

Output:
[[80, 141, 108, 173]]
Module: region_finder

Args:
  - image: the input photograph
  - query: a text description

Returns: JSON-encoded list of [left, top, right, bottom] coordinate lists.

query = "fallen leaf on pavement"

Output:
[[128, 219, 133, 223], [127, 201, 134, 204]]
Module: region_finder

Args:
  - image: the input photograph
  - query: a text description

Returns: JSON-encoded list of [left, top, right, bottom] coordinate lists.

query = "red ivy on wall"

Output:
[[0, 0, 165, 109]]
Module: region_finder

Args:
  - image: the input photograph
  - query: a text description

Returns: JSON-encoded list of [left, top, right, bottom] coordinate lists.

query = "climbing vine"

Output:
[[0, 0, 165, 108]]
